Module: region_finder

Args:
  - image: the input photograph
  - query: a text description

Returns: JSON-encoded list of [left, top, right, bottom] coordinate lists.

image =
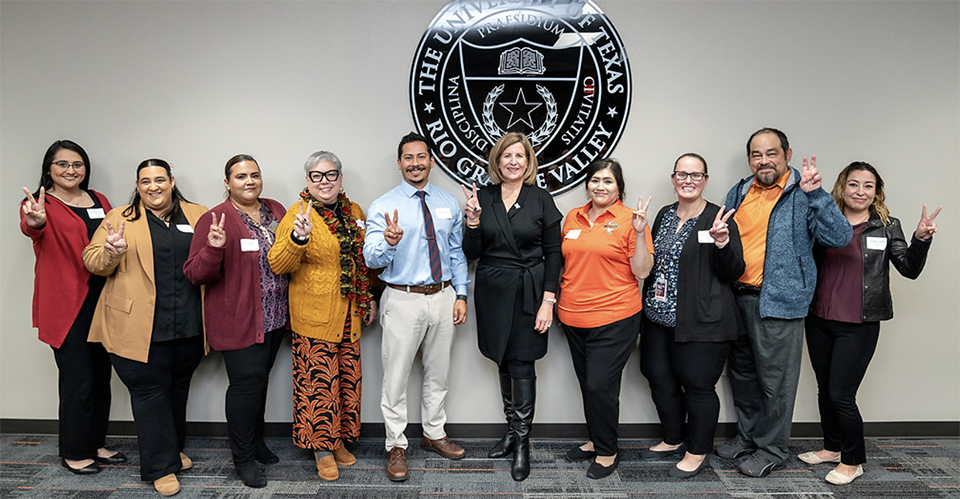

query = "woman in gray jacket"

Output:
[[798, 161, 938, 485]]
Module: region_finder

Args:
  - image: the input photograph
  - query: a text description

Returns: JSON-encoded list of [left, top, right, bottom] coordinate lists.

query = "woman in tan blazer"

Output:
[[83, 158, 207, 497]]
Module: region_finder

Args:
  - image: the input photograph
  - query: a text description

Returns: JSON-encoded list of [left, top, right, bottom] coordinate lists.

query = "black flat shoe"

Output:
[[255, 442, 280, 465], [639, 443, 687, 461], [565, 445, 596, 462], [95, 451, 128, 465], [586, 455, 619, 479], [668, 456, 708, 480], [61, 459, 100, 475]]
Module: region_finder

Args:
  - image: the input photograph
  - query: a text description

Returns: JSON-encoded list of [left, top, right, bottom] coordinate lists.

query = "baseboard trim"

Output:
[[2, 419, 957, 439]]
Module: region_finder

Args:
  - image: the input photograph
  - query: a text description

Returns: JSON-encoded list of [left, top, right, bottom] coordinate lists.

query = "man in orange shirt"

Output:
[[716, 128, 851, 478]]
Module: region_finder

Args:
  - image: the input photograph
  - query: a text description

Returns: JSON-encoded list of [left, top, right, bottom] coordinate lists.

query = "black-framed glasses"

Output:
[[307, 170, 341, 183], [672, 171, 706, 182], [52, 161, 86, 170]]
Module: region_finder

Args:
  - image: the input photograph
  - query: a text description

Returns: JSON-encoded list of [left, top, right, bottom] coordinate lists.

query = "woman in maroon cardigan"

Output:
[[183, 155, 289, 488], [20, 139, 125, 474]]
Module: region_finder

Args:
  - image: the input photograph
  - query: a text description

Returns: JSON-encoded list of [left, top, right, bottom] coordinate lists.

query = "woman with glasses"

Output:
[[268, 151, 378, 482], [19, 139, 125, 475], [797, 162, 938, 485], [638, 153, 744, 479], [82, 158, 207, 497], [183, 155, 289, 488], [558, 159, 654, 479]]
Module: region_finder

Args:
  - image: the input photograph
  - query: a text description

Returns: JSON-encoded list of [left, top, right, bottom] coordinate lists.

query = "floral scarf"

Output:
[[300, 189, 373, 315]]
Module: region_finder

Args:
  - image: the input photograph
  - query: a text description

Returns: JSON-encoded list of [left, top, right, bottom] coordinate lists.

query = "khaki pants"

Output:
[[379, 286, 456, 450]]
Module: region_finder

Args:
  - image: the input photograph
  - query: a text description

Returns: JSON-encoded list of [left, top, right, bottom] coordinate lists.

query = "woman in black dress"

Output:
[[462, 132, 562, 481]]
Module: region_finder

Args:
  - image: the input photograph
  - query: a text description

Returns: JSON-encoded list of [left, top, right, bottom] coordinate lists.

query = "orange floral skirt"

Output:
[[291, 315, 361, 450]]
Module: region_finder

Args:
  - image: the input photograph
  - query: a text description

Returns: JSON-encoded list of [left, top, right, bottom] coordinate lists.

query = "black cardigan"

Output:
[[642, 202, 745, 342]]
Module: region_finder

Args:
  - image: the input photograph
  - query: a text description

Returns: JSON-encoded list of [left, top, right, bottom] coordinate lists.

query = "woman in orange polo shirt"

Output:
[[557, 158, 654, 479]]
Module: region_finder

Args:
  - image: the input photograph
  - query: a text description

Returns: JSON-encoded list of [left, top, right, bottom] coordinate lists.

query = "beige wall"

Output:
[[2, 1, 957, 426]]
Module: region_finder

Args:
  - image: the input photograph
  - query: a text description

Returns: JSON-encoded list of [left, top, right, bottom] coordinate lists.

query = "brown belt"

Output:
[[387, 281, 451, 295]]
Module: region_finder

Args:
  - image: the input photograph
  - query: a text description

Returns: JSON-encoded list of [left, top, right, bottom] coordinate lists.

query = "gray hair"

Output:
[[303, 150, 342, 172]]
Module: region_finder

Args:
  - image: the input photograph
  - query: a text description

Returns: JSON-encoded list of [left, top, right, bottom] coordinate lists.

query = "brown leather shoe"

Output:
[[179, 452, 192, 471], [154, 473, 181, 496], [333, 445, 357, 466], [385, 447, 408, 482], [315, 453, 338, 481], [420, 436, 466, 460]]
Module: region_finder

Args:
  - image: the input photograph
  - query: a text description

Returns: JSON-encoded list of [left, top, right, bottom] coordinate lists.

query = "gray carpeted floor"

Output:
[[2, 434, 959, 498]]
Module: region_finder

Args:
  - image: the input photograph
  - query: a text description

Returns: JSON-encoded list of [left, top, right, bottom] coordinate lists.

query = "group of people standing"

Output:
[[20, 127, 938, 495]]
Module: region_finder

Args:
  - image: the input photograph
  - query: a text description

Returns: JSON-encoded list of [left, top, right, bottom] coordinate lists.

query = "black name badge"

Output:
[[410, 0, 632, 195]]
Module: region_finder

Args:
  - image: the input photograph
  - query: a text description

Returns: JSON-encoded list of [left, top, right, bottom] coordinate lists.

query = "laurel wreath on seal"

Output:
[[482, 84, 558, 147]]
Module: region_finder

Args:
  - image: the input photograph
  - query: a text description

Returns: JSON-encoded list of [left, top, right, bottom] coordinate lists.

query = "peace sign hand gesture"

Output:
[[293, 200, 313, 239], [800, 155, 822, 193], [709, 205, 736, 249], [461, 183, 482, 226], [104, 220, 128, 254], [207, 212, 227, 248], [915, 204, 941, 241], [21, 186, 47, 228], [383, 209, 403, 246], [632, 195, 652, 232]]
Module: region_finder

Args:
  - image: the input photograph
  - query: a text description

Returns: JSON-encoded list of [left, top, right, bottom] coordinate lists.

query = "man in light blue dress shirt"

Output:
[[364, 132, 469, 482]]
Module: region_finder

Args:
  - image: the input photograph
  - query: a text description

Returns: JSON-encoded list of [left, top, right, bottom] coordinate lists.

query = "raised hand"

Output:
[[207, 212, 227, 248], [632, 195, 652, 232], [383, 209, 403, 246], [293, 200, 313, 239], [800, 155, 822, 193], [104, 220, 128, 254], [915, 204, 941, 241], [21, 186, 47, 228], [461, 183, 481, 226], [709, 205, 736, 248]]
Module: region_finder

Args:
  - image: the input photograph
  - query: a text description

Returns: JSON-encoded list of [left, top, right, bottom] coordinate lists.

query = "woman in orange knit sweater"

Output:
[[268, 151, 377, 482]]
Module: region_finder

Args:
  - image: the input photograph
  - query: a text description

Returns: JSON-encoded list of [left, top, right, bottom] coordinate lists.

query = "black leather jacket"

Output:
[[815, 214, 931, 322]]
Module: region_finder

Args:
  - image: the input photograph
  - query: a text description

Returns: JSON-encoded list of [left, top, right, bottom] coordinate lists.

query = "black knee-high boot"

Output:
[[511, 377, 535, 481], [488, 372, 516, 458]]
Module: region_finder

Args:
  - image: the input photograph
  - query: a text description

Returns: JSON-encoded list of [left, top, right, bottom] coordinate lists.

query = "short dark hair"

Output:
[[397, 132, 431, 160], [585, 158, 625, 201], [746, 127, 790, 155], [224, 154, 259, 179], [674, 152, 708, 174], [122, 158, 191, 222], [31, 139, 92, 198]]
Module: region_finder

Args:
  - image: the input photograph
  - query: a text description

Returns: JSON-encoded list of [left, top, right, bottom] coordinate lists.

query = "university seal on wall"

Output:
[[410, 0, 632, 195]]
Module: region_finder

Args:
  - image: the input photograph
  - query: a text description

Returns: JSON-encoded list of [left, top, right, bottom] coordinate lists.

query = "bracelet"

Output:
[[456, 294, 468, 302], [466, 221, 480, 228], [542, 297, 557, 304]]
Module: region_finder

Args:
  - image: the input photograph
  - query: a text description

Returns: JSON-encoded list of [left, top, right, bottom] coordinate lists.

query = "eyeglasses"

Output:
[[672, 171, 706, 182], [52, 161, 86, 170], [307, 170, 341, 183]]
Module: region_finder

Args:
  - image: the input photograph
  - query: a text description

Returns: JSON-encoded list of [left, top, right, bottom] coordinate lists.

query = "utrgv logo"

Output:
[[410, 0, 632, 195]]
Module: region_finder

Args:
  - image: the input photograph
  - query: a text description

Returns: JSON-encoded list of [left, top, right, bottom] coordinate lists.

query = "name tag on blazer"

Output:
[[176, 224, 194, 233], [866, 236, 887, 251], [87, 208, 105, 219], [698, 230, 714, 244], [240, 238, 259, 252]]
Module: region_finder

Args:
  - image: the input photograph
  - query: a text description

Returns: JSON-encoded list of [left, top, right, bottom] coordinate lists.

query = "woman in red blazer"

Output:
[[19, 139, 125, 474], [183, 155, 290, 488]]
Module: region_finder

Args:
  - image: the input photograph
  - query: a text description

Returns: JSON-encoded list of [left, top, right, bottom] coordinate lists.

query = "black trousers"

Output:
[[52, 296, 113, 460], [805, 314, 880, 466], [562, 311, 641, 457], [220, 329, 286, 465], [639, 317, 731, 455], [110, 335, 204, 481]]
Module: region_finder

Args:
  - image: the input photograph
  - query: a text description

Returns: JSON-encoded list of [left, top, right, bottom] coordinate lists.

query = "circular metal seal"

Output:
[[410, 0, 632, 195]]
